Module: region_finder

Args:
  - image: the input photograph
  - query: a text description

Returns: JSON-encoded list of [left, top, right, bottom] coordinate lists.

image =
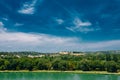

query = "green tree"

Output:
[[80, 60, 91, 71], [106, 61, 118, 72]]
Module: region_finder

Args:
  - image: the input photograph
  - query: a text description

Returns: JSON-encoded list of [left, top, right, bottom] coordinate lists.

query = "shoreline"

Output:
[[0, 70, 120, 75]]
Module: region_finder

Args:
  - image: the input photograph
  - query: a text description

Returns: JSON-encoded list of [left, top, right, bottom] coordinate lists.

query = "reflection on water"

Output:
[[0, 72, 120, 80]]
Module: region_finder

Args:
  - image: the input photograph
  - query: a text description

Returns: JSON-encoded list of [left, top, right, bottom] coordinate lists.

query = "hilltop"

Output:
[[0, 50, 120, 58]]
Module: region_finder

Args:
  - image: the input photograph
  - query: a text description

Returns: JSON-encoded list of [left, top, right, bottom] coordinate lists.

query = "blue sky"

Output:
[[0, 0, 120, 52]]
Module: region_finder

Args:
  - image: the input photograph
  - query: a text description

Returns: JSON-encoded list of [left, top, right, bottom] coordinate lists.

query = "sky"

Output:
[[0, 0, 120, 52]]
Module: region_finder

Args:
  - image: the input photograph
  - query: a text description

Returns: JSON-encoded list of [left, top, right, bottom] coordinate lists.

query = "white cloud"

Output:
[[18, 0, 38, 14], [14, 23, 24, 27], [0, 22, 119, 52], [0, 22, 4, 27], [0, 32, 77, 44], [0, 22, 7, 32], [2, 18, 8, 21], [66, 17, 100, 33], [55, 18, 64, 24], [66, 17, 92, 33], [0, 31, 79, 52], [74, 17, 92, 27], [71, 40, 120, 51], [0, 30, 120, 52]]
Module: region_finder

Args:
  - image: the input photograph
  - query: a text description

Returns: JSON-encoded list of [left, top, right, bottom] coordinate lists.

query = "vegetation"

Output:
[[0, 50, 120, 73]]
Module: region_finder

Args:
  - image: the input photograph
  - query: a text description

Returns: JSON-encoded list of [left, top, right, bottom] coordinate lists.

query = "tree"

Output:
[[106, 61, 118, 72], [80, 60, 91, 71]]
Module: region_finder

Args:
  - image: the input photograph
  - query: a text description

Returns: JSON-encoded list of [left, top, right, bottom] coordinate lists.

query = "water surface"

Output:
[[0, 72, 120, 80]]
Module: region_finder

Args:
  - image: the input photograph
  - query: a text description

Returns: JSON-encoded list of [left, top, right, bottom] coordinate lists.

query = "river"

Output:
[[0, 72, 120, 80]]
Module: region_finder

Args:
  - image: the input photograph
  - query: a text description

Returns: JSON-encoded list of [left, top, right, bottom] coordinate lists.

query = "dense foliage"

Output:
[[0, 51, 120, 73]]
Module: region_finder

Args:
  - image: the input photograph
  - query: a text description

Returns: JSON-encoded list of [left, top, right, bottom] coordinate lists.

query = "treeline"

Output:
[[0, 53, 120, 73]]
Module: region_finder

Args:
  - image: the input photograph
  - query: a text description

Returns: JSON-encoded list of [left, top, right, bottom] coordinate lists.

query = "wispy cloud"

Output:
[[55, 18, 64, 25], [66, 17, 100, 33], [66, 17, 93, 33], [73, 17, 92, 27], [2, 17, 8, 21], [18, 0, 39, 15], [0, 21, 7, 32], [14, 23, 24, 27]]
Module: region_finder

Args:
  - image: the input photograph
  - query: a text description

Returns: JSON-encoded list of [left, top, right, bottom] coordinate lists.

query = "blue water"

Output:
[[0, 72, 120, 80]]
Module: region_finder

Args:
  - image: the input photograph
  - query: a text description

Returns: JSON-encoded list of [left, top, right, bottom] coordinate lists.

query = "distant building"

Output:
[[59, 51, 85, 56], [72, 53, 85, 56], [15, 55, 21, 58], [28, 55, 45, 58], [59, 51, 73, 55]]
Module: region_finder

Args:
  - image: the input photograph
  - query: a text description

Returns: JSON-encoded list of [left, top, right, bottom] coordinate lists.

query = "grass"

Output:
[[0, 70, 120, 75]]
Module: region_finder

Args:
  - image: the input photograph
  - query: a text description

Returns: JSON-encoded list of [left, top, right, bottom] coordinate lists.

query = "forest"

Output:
[[0, 51, 120, 73]]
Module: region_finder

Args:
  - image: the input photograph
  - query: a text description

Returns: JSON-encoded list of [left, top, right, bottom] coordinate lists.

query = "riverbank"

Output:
[[0, 70, 120, 75]]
